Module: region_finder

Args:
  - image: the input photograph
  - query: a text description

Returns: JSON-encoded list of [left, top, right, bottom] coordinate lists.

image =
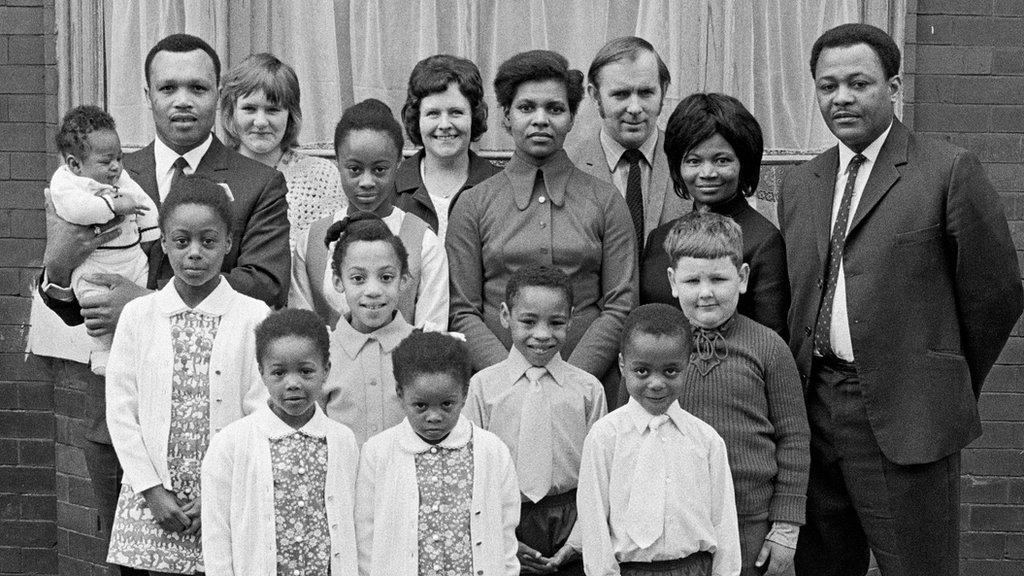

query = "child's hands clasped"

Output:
[[109, 193, 151, 217], [141, 485, 191, 533], [755, 521, 799, 576], [518, 541, 579, 574]]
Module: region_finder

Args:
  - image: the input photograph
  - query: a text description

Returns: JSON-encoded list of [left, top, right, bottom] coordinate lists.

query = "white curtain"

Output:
[[58, 0, 905, 154]]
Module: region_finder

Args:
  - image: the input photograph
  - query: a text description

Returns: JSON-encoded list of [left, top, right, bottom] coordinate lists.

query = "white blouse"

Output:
[[201, 403, 359, 576], [355, 415, 520, 576], [106, 279, 269, 494]]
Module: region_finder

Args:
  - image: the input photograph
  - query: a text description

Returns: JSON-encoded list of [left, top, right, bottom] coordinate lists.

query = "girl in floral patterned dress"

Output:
[[105, 178, 268, 575], [355, 331, 521, 576], [202, 308, 359, 575]]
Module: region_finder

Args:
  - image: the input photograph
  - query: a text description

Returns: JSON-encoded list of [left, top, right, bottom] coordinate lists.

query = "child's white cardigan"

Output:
[[355, 415, 521, 576], [201, 404, 359, 576], [106, 279, 269, 494]]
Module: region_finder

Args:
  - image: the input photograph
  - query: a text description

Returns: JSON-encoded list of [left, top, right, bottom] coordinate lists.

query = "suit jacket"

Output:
[[778, 118, 1022, 465], [567, 129, 688, 244], [126, 135, 291, 307], [43, 135, 290, 320]]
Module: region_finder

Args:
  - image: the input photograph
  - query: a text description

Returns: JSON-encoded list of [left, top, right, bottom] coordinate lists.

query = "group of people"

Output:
[[28, 18, 1022, 576]]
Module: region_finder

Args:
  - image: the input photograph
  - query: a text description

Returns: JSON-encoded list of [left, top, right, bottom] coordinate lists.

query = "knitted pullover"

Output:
[[679, 314, 810, 524]]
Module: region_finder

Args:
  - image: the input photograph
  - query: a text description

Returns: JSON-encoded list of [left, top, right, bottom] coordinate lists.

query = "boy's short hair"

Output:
[[255, 308, 330, 366], [56, 105, 117, 160], [392, 331, 473, 395], [664, 211, 744, 269], [505, 264, 574, 310], [620, 303, 692, 357]]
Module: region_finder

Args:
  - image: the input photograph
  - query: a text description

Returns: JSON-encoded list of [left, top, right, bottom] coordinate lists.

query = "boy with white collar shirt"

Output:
[[466, 265, 607, 575], [577, 304, 740, 576]]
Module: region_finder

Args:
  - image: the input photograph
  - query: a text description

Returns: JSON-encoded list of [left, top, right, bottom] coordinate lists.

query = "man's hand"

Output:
[[79, 273, 151, 337], [141, 485, 190, 533], [109, 194, 151, 217], [42, 190, 122, 286], [517, 541, 556, 574]]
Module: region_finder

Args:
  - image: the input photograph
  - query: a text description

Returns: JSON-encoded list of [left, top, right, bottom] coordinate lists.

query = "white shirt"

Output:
[[154, 133, 213, 201], [600, 128, 659, 199], [106, 279, 269, 493], [355, 415, 520, 576], [828, 122, 892, 361], [465, 346, 606, 499], [577, 398, 741, 576], [201, 403, 359, 576]]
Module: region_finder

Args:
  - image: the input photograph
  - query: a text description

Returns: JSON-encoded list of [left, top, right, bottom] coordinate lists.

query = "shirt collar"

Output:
[[600, 127, 659, 172], [503, 346, 570, 387], [396, 414, 473, 453], [505, 148, 573, 210], [253, 401, 332, 440], [396, 150, 497, 196], [623, 396, 688, 433], [837, 120, 892, 174], [333, 311, 413, 359], [154, 133, 214, 179], [153, 276, 235, 317]]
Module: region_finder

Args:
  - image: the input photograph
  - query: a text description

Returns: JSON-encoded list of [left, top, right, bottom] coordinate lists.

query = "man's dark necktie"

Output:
[[622, 148, 645, 252], [170, 156, 189, 195], [813, 153, 866, 359]]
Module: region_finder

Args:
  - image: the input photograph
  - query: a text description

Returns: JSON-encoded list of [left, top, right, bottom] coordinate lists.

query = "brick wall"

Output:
[[910, 1, 1024, 574], [0, 2, 59, 575]]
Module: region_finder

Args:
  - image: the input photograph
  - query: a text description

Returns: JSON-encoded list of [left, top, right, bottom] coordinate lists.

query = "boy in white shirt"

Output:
[[577, 304, 741, 576], [50, 105, 158, 374]]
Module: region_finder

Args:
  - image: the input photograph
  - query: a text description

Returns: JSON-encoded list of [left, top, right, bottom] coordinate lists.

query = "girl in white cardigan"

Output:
[[202, 308, 359, 575], [106, 179, 268, 575], [356, 331, 521, 576]]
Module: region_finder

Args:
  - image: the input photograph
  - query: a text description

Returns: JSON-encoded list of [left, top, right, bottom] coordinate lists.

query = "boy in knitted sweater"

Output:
[[664, 211, 809, 576]]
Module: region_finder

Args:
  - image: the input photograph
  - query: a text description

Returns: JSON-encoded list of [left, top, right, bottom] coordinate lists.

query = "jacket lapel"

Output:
[[195, 134, 229, 177], [127, 142, 159, 207], [812, 147, 840, 267], [848, 119, 906, 235], [645, 130, 671, 234], [572, 130, 613, 184]]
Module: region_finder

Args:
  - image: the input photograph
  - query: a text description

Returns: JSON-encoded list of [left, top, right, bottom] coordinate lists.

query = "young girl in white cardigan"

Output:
[[356, 331, 520, 576], [105, 179, 268, 575], [202, 308, 359, 575]]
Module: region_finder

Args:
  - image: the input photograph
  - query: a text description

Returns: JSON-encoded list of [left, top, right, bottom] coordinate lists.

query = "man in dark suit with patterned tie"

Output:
[[778, 23, 1021, 576], [37, 34, 288, 574]]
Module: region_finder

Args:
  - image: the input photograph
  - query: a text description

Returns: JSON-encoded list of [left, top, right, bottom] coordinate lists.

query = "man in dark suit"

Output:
[[36, 34, 288, 574], [567, 36, 688, 254], [779, 23, 1022, 576]]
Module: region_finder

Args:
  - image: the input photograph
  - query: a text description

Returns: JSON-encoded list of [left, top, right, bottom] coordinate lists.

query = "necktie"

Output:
[[517, 366, 553, 503], [813, 154, 866, 359], [626, 413, 670, 548], [622, 148, 646, 252], [170, 156, 190, 195]]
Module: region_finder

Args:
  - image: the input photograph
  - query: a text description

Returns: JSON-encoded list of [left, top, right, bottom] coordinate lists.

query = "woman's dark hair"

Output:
[[402, 54, 489, 147], [493, 50, 585, 116], [664, 93, 764, 199], [255, 308, 330, 366], [392, 330, 473, 395], [220, 53, 303, 152], [56, 105, 118, 160], [324, 212, 409, 277], [159, 175, 234, 236], [810, 23, 901, 80], [333, 98, 404, 158]]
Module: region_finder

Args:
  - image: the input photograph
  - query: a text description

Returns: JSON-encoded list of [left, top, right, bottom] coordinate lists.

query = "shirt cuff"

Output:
[[41, 270, 75, 301]]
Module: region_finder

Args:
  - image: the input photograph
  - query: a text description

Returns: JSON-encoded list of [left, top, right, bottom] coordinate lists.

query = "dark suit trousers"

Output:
[[794, 359, 960, 576]]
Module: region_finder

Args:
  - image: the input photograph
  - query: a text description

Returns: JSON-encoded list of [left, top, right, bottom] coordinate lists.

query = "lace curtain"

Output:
[[57, 0, 905, 155]]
